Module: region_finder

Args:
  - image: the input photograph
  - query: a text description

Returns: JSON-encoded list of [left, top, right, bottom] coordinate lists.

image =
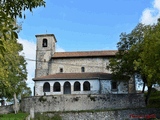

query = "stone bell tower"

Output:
[[35, 34, 57, 78]]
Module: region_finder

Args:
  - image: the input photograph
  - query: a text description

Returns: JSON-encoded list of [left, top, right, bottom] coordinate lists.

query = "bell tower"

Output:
[[35, 34, 57, 78]]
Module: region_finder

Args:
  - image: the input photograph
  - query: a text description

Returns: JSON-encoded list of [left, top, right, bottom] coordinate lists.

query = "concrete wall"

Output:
[[20, 94, 145, 113], [34, 80, 128, 96]]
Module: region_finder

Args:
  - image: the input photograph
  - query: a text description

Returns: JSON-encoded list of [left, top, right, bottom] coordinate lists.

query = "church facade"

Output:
[[33, 34, 133, 96]]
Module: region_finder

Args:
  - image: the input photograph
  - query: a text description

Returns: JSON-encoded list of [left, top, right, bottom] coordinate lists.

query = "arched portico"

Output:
[[63, 81, 71, 94], [43, 82, 50, 92]]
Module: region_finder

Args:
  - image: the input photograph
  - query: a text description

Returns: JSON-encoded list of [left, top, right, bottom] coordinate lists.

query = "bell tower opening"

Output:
[[42, 38, 48, 47]]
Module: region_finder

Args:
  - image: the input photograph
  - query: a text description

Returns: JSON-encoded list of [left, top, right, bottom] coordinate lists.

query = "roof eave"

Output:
[[52, 55, 115, 59], [33, 77, 105, 81]]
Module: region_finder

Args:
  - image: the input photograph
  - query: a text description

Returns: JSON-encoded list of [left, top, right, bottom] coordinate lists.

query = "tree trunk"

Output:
[[145, 85, 152, 105], [142, 76, 147, 93], [13, 93, 18, 114], [142, 82, 145, 93]]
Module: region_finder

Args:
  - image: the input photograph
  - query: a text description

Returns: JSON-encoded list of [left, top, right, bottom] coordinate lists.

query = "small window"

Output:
[[83, 81, 90, 91], [81, 67, 85, 72], [74, 81, 81, 91], [42, 38, 47, 47], [43, 82, 50, 92], [111, 81, 117, 90], [53, 82, 61, 92], [60, 68, 63, 73]]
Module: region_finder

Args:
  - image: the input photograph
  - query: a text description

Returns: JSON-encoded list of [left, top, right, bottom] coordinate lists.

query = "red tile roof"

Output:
[[52, 50, 117, 58], [33, 72, 112, 81]]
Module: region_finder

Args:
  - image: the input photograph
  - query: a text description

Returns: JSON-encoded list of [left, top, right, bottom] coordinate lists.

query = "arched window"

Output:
[[42, 38, 47, 47], [53, 82, 61, 92], [83, 81, 90, 91], [60, 68, 63, 73], [81, 67, 85, 72], [64, 81, 71, 94], [43, 82, 50, 92], [74, 81, 81, 91]]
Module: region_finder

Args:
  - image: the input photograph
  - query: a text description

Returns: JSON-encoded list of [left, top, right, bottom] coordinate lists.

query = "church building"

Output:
[[33, 34, 133, 96]]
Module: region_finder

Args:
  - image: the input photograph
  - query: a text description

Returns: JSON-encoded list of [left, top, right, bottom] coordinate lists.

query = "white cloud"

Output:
[[154, 0, 160, 10], [18, 38, 36, 94], [140, 0, 160, 25], [18, 38, 65, 95], [56, 45, 65, 52]]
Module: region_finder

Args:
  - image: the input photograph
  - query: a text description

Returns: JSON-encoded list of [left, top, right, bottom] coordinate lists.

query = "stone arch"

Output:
[[53, 82, 61, 92], [83, 81, 90, 91], [43, 82, 50, 92], [74, 81, 81, 91], [63, 81, 71, 94]]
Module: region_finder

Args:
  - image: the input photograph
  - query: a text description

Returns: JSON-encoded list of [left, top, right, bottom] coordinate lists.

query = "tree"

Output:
[[134, 19, 160, 104], [0, 0, 45, 52], [0, 0, 45, 112], [0, 36, 27, 107], [107, 23, 148, 82], [0, 36, 28, 96], [107, 21, 160, 105]]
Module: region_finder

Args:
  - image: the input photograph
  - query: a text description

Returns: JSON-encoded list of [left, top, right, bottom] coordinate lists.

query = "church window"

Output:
[[83, 81, 90, 91], [81, 67, 85, 72], [111, 81, 117, 90], [60, 68, 63, 73], [74, 81, 81, 91], [42, 38, 48, 47], [53, 82, 61, 92], [43, 82, 50, 92]]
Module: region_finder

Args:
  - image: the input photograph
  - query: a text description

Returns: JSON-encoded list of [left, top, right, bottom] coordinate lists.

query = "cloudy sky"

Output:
[[17, 0, 160, 94]]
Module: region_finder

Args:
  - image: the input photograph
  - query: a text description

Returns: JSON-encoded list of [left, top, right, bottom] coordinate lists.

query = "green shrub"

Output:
[[0, 112, 28, 120]]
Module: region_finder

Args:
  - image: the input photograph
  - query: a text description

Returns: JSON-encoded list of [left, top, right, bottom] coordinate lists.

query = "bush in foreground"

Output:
[[0, 112, 28, 120]]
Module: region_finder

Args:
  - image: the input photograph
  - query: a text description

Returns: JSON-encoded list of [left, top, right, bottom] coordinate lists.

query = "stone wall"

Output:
[[20, 94, 145, 113], [46, 108, 160, 120], [50, 58, 110, 74], [0, 105, 14, 114]]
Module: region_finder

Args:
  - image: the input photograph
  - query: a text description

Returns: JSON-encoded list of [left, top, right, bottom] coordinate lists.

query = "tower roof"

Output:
[[35, 34, 57, 42]]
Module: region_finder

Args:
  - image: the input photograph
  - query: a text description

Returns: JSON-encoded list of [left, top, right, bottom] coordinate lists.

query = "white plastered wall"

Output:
[[34, 79, 128, 96]]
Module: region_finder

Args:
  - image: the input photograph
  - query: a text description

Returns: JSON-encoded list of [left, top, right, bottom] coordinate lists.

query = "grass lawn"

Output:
[[0, 112, 28, 120]]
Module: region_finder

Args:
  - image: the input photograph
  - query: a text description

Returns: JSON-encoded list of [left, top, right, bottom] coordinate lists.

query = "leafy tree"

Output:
[[0, 36, 28, 99], [107, 20, 160, 105], [107, 23, 148, 83], [0, 0, 45, 111], [134, 19, 160, 104], [0, 0, 45, 52]]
